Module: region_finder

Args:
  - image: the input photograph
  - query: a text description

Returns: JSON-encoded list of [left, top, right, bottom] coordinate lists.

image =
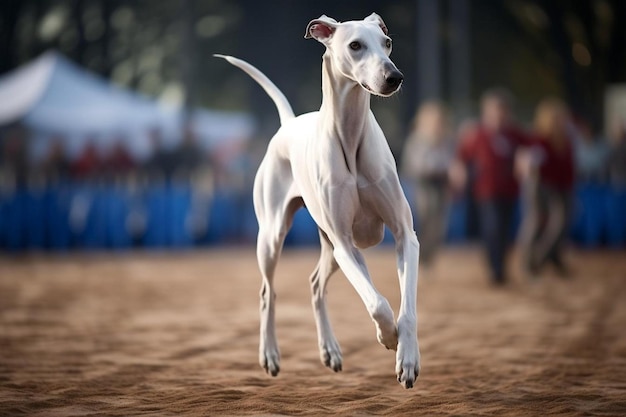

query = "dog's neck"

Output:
[[319, 54, 371, 153]]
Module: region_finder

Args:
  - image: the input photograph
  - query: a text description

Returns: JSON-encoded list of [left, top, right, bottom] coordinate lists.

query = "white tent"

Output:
[[0, 51, 254, 160]]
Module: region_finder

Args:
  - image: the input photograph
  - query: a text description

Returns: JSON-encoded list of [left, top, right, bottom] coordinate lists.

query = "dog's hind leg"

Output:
[[256, 230, 282, 377], [255, 175, 302, 376], [310, 229, 342, 372]]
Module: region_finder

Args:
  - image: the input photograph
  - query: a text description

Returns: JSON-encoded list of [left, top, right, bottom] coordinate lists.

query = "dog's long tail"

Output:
[[214, 54, 295, 125]]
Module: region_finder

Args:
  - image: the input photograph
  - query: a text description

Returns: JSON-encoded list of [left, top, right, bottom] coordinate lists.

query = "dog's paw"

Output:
[[320, 340, 343, 372], [376, 323, 398, 350], [372, 301, 398, 350], [395, 338, 420, 389], [259, 348, 281, 377]]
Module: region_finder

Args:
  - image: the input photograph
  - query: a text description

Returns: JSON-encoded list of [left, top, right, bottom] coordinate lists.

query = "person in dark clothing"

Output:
[[451, 88, 530, 284], [143, 128, 174, 180], [0, 124, 30, 187], [171, 125, 204, 177], [40, 136, 70, 182], [518, 98, 575, 277]]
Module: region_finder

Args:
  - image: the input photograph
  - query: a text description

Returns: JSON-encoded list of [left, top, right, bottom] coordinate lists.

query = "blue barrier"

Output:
[[0, 194, 4, 247], [206, 191, 237, 244], [572, 183, 606, 247], [47, 185, 72, 250], [240, 194, 258, 244], [1, 182, 624, 250], [81, 188, 107, 248], [286, 207, 319, 246], [168, 184, 193, 247], [25, 189, 47, 249], [105, 187, 132, 249], [4, 189, 27, 250], [446, 199, 467, 243], [142, 184, 166, 247], [605, 188, 626, 247]]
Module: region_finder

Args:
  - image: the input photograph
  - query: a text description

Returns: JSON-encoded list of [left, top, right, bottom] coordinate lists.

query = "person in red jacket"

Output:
[[450, 88, 530, 284], [71, 140, 102, 180], [518, 97, 575, 277]]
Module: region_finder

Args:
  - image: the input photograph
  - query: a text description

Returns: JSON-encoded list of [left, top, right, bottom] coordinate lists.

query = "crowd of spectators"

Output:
[[401, 89, 626, 284], [2, 98, 623, 196], [1, 92, 625, 255], [0, 123, 260, 249], [0, 124, 218, 188]]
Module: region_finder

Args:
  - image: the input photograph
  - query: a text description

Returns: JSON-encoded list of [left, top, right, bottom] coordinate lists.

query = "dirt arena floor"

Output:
[[0, 246, 625, 416]]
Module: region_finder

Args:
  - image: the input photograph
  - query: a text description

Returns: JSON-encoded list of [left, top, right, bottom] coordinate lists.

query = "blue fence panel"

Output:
[[25, 189, 47, 249], [81, 189, 108, 248], [446, 199, 467, 243], [168, 184, 193, 247], [105, 187, 132, 249], [239, 194, 258, 244], [4, 189, 27, 250], [1, 180, 623, 251], [143, 184, 169, 247], [0, 193, 5, 247], [206, 191, 238, 244], [47, 185, 72, 250], [573, 184, 606, 247], [285, 207, 319, 246], [605, 187, 626, 248]]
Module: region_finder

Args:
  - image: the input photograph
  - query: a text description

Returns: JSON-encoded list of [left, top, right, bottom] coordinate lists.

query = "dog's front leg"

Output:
[[366, 174, 421, 388], [331, 242, 398, 350], [392, 224, 421, 389], [323, 184, 398, 351]]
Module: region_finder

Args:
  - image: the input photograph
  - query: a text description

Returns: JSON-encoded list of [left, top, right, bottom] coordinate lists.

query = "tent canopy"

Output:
[[0, 51, 254, 159]]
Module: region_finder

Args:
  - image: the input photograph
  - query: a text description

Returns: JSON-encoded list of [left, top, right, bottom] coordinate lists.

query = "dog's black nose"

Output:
[[385, 69, 404, 89]]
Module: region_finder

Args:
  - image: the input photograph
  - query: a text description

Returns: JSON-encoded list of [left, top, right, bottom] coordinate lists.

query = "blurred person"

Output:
[[171, 124, 204, 178], [143, 128, 174, 180], [518, 98, 575, 277], [103, 138, 135, 178], [607, 120, 626, 189], [451, 118, 483, 240], [71, 140, 102, 180], [573, 119, 608, 183], [40, 136, 70, 182], [450, 88, 530, 285], [401, 101, 455, 265], [0, 124, 30, 187], [211, 139, 250, 192]]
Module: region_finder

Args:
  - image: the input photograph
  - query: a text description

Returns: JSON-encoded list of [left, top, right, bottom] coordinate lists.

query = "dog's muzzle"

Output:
[[380, 64, 404, 96], [385, 69, 404, 90]]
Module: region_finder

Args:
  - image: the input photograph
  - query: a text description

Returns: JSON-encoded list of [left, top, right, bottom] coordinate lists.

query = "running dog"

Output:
[[215, 12, 420, 388]]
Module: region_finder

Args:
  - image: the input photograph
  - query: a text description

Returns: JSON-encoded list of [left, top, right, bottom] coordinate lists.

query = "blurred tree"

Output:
[[1, 0, 624, 138], [0, 0, 24, 73], [500, 0, 626, 128]]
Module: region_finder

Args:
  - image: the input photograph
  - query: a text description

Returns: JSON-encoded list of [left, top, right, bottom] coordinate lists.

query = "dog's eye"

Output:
[[385, 39, 392, 49], [349, 41, 362, 51]]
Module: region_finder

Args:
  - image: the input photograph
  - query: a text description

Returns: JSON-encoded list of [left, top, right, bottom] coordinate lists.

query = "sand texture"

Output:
[[0, 247, 625, 416]]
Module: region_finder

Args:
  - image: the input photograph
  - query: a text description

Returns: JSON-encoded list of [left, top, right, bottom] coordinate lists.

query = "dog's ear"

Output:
[[365, 12, 388, 36], [305, 15, 339, 42]]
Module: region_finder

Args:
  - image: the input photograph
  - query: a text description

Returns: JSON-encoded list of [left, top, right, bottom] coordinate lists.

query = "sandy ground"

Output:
[[0, 246, 625, 416]]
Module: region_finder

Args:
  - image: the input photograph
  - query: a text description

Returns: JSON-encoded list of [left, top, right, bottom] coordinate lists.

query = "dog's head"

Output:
[[305, 13, 403, 97]]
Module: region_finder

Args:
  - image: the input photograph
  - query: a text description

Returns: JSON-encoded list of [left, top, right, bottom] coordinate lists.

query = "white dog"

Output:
[[216, 12, 420, 388]]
